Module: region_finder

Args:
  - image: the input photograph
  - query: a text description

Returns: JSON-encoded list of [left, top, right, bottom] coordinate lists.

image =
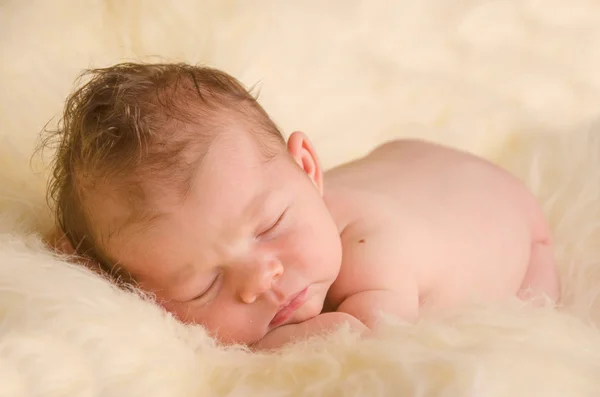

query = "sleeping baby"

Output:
[[45, 62, 560, 350]]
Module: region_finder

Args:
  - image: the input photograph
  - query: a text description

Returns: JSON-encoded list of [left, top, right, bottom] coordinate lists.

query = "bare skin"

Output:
[[254, 136, 559, 349], [49, 131, 560, 351]]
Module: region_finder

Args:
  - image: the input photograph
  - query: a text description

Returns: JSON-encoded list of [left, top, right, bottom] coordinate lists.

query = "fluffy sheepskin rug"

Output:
[[2, 1, 600, 396]]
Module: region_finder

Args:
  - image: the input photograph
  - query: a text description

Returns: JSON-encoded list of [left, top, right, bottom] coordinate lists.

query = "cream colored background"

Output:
[[2, 1, 600, 396], [4, 1, 600, 169]]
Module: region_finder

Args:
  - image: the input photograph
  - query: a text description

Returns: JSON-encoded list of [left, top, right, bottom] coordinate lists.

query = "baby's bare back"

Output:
[[324, 139, 556, 325]]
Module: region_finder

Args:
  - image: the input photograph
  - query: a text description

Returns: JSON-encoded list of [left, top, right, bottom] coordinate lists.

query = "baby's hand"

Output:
[[251, 311, 368, 351]]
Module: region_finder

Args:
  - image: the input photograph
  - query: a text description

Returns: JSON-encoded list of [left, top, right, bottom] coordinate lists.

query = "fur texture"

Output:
[[2, 1, 600, 396]]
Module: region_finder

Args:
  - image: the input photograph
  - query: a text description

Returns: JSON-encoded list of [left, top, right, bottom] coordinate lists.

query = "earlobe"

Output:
[[46, 229, 76, 255], [286, 131, 323, 195]]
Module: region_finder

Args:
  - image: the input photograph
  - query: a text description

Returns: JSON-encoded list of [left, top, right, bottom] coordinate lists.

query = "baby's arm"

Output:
[[337, 286, 419, 329], [332, 227, 422, 329], [251, 311, 368, 351], [253, 286, 419, 351]]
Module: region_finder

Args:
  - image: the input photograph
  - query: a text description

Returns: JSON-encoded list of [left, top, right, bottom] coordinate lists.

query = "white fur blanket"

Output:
[[2, 1, 600, 396]]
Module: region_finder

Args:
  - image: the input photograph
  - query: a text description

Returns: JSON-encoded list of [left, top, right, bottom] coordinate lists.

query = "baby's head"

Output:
[[46, 62, 342, 345]]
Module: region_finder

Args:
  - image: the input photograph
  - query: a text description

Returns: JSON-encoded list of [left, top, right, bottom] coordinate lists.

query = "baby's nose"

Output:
[[239, 258, 284, 304]]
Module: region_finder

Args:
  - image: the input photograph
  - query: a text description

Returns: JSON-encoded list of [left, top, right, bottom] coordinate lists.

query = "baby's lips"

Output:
[[269, 287, 308, 327]]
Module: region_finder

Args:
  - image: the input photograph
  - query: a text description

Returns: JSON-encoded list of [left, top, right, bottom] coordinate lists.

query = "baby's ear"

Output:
[[46, 228, 76, 255], [46, 229, 103, 274], [286, 131, 323, 195]]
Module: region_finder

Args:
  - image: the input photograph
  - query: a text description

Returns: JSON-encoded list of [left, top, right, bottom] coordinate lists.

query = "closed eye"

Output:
[[191, 272, 222, 303], [258, 209, 287, 237]]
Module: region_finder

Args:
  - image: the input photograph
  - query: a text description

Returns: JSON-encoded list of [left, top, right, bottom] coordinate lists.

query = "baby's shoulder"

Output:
[[326, 204, 408, 302]]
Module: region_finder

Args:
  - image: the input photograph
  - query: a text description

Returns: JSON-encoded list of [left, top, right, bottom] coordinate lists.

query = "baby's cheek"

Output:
[[200, 302, 269, 345], [294, 229, 339, 273], [157, 300, 191, 323], [154, 297, 254, 342], [278, 229, 310, 262]]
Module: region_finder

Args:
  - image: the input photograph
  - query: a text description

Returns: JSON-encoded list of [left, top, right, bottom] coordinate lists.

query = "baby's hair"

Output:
[[40, 62, 285, 280]]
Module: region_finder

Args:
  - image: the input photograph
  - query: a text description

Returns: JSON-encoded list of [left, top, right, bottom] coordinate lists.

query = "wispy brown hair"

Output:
[[40, 62, 285, 280]]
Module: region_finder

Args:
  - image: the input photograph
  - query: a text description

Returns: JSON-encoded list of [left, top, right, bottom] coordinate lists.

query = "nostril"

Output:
[[270, 259, 284, 277]]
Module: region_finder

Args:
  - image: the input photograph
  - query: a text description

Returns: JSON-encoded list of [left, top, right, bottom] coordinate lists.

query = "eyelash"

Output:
[[193, 272, 222, 303], [259, 209, 286, 237]]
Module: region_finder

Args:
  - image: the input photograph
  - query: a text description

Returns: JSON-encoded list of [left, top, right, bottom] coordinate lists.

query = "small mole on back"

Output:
[[358, 239, 365, 244]]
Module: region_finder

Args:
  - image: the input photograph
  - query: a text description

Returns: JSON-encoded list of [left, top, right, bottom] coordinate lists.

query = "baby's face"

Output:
[[103, 130, 342, 345]]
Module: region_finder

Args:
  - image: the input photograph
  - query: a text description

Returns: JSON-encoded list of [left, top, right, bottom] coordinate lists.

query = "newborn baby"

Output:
[[46, 62, 560, 350]]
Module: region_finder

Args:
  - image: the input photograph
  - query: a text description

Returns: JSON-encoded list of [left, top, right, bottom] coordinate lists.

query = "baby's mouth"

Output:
[[269, 287, 308, 327]]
